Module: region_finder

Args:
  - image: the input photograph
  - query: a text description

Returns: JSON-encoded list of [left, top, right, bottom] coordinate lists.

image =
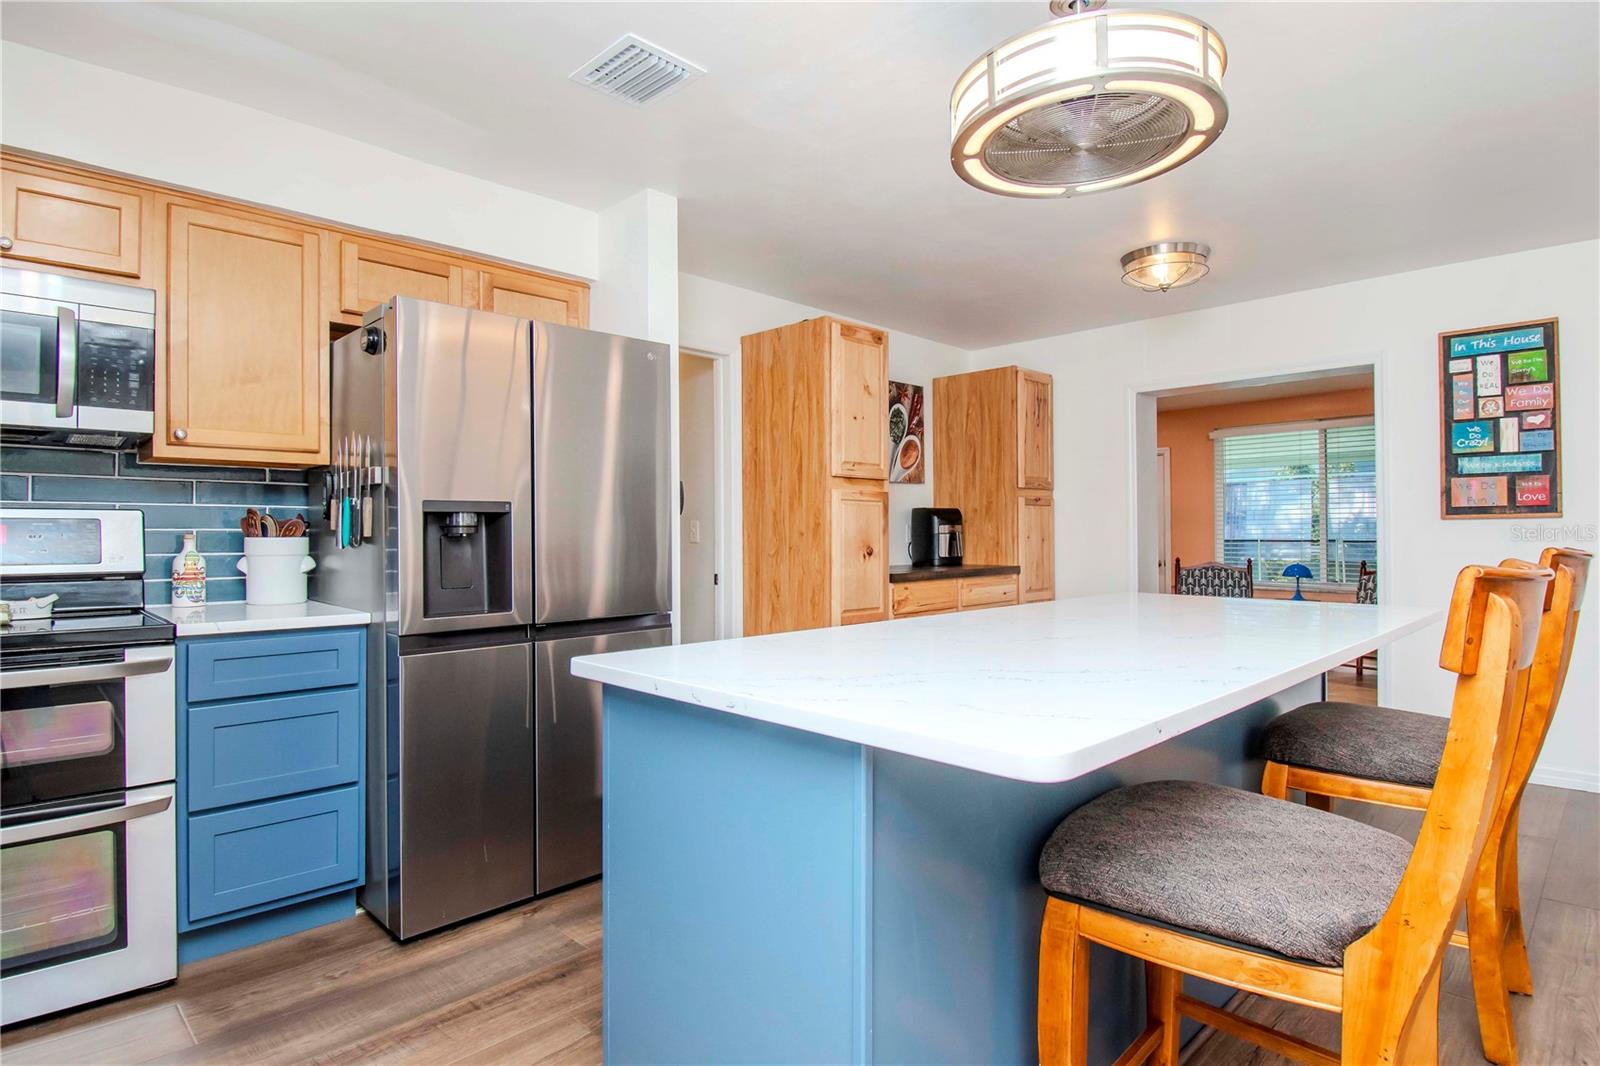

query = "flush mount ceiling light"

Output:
[[950, 0, 1228, 198], [1120, 241, 1210, 292]]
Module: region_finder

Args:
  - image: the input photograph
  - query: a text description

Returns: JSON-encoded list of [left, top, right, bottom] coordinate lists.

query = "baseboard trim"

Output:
[[1529, 767, 1600, 793]]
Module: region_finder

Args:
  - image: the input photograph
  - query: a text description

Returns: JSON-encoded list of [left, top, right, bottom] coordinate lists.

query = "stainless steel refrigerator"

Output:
[[314, 297, 669, 940]]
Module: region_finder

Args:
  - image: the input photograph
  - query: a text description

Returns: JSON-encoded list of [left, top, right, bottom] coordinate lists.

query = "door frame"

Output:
[[681, 346, 736, 640], [1154, 446, 1172, 593], [1126, 354, 1389, 701]]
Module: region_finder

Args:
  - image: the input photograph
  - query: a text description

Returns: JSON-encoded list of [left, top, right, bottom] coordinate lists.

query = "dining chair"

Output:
[[1260, 547, 1590, 1065], [1172, 556, 1254, 597], [1037, 561, 1551, 1066], [1350, 561, 1378, 679]]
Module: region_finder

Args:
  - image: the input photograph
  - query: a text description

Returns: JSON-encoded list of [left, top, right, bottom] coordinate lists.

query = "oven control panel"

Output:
[[0, 508, 146, 577]]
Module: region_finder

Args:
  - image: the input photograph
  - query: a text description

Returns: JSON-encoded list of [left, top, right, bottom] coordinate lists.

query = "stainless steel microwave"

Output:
[[1, 266, 156, 447]]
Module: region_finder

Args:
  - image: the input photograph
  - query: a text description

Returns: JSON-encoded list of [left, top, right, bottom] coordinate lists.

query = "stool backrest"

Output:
[[1342, 563, 1551, 1059], [1488, 547, 1592, 850], [1173, 557, 1254, 598]]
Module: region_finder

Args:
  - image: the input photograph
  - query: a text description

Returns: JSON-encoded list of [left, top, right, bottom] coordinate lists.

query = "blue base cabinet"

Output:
[[176, 628, 367, 964]]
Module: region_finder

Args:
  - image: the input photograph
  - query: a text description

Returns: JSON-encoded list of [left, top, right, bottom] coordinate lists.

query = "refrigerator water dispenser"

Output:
[[422, 500, 512, 617]]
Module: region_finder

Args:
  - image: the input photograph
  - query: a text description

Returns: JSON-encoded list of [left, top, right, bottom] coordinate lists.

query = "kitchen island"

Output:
[[572, 594, 1438, 1065]]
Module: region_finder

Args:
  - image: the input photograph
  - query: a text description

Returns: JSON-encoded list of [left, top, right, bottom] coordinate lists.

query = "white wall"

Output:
[[970, 241, 1599, 790], [679, 354, 719, 643], [0, 43, 597, 279], [679, 273, 971, 636]]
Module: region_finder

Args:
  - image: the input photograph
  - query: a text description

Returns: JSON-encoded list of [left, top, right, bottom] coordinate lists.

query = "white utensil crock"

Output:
[[238, 537, 315, 605]]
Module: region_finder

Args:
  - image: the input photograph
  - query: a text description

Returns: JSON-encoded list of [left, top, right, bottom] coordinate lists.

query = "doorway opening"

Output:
[[1133, 365, 1382, 703], [678, 350, 725, 644]]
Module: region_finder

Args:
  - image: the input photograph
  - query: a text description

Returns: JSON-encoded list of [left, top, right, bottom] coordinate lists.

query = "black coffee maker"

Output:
[[909, 507, 964, 567]]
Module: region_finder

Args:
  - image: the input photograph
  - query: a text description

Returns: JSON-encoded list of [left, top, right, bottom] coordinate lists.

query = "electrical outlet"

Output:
[[688, 519, 701, 544]]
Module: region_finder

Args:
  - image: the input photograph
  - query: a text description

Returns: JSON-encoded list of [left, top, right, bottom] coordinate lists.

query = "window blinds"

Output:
[[1214, 422, 1376, 586]]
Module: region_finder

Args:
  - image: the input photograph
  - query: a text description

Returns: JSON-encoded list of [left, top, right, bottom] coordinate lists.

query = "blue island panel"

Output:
[[603, 674, 1323, 1066], [603, 690, 870, 1066]]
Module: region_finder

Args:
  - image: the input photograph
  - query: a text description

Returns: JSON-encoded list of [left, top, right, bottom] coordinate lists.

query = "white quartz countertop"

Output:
[[571, 594, 1441, 783], [148, 600, 371, 637]]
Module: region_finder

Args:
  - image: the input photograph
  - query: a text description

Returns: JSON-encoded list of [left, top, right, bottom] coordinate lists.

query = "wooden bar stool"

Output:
[[1036, 563, 1551, 1066], [1260, 547, 1590, 1065]]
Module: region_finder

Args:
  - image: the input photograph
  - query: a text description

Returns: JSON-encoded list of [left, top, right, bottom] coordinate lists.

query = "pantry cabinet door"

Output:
[[339, 238, 465, 316], [1016, 370, 1053, 490], [162, 203, 326, 463], [1018, 494, 1055, 603], [480, 269, 589, 327], [831, 486, 889, 626], [828, 321, 889, 480], [1, 166, 144, 277]]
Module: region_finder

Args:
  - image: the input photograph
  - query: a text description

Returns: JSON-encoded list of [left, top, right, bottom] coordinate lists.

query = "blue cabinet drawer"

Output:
[[187, 629, 362, 702], [187, 688, 362, 812], [187, 786, 361, 922]]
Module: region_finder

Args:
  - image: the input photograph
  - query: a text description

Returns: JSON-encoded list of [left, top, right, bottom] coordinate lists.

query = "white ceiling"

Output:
[[4, 2, 1596, 349], [1154, 369, 1372, 411]]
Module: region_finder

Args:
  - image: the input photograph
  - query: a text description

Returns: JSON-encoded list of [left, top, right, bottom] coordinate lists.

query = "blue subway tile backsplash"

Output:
[[1, 444, 312, 605]]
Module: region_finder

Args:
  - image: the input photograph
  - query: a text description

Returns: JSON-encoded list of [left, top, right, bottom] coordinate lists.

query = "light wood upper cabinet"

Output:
[[831, 486, 889, 626], [1, 167, 144, 277], [340, 238, 466, 316], [1017, 369, 1053, 490], [1019, 494, 1055, 603], [481, 269, 588, 327], [159, 202, 326, 463], [829, 321, 889, 479]]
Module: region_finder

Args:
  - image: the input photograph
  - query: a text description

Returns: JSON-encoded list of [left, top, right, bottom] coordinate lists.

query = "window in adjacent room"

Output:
[[1212, 418, 1376, 587]]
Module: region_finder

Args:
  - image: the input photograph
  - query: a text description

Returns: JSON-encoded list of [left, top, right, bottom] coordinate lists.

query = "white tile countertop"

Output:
[[571, 593, 1441, 783], [147, 600, 371, 637]]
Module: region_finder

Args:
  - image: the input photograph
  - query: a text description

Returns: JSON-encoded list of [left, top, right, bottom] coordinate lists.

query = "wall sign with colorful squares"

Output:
[[1438, 318, 1561, 518]]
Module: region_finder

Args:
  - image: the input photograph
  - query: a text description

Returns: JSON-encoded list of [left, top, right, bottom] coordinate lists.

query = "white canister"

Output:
[[237, 537, 316, 606]]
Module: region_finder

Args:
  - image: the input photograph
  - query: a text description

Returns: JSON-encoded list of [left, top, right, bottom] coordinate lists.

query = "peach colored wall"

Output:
[[1157, 387, 1374, 600]]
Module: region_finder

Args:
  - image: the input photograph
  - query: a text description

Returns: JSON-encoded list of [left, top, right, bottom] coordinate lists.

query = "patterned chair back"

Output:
[[1173, 557, 1254, 598], [1356, 561, 1378, 605]]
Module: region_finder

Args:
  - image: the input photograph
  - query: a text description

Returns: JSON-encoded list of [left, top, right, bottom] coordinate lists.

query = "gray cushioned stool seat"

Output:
[[1038, 780, 1412, 966], [1261, 702, 1448, 788]]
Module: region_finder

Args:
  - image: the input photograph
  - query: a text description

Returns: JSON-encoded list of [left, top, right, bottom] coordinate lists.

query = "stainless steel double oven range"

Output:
[[0, 509, 177, 1025]]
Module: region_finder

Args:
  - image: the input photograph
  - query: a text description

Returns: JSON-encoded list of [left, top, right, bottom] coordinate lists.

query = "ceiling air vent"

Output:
[[570, 34, 704, 105]]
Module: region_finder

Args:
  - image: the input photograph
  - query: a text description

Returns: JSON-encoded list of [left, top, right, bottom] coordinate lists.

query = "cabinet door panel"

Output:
[[340, 238, 464, 315], [892, 579, 959, 617], [832, 486, 888, 625], [959, 575, 1019, 610], [1018, 495, 1055, 603], [1017, 370, 1053, 490], [165, 203, 325, 460], [480, 269, 588, 327], [829, 321, 888, 479], [2, 168, 143, 276]]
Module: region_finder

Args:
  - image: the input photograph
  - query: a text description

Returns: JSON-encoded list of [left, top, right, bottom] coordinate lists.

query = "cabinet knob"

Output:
[[0, 236, 12, 251], [173, 428, 188, 441]]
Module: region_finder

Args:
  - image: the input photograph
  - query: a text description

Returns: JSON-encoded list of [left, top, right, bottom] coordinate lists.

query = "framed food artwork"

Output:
[[1438, 318, 1560, 518], [887, 381, 925, 484]]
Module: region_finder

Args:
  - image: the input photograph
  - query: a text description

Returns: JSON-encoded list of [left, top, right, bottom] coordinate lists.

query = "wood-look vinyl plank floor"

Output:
[[5, 791, 1595, 1065]]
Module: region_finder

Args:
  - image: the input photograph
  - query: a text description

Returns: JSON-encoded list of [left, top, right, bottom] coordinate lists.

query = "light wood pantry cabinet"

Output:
[[1, 161, 147, 277], [1, 149, 590, 467], [932, 366, 1056, 602], [742, 316, 890, 635]]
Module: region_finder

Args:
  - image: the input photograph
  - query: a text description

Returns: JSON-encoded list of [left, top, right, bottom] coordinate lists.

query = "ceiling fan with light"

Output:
[[950, 0, 1228, 198]]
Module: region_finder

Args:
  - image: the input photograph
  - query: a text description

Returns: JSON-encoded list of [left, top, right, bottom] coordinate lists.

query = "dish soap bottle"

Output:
[[171, 531, 207, 606]]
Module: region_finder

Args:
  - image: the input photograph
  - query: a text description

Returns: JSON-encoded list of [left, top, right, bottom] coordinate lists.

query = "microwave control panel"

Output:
[[77, 323, 156, 410]]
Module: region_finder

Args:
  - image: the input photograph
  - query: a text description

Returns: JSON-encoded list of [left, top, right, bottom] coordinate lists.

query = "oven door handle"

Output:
[[0, 793, 172, 846], [0, 654, 173, 690], [55, 304, 78, 418]]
